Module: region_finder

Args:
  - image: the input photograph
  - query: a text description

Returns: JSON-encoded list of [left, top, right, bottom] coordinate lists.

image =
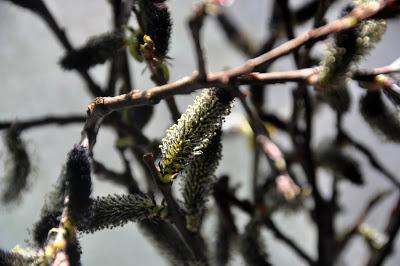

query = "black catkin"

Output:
[[0, 249, 34, 266], [66, 241, 82, 266], [317, 145, 364, 185], [60, 32, 125, 70], [65, 145, 92, 221], [32, 210, 62, 247], [360, 91, 400, 142], [1, 127, 31, 204], [137, 0, 172, 58]]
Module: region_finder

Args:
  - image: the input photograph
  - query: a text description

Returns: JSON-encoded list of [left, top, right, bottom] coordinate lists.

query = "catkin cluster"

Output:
[[319, 0, 386, 87]]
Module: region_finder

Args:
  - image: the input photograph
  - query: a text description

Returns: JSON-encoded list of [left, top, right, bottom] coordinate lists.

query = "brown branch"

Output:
[[336, 190, 392, 258], [79, 0, 398, 151], [188, 4, 208, 80]]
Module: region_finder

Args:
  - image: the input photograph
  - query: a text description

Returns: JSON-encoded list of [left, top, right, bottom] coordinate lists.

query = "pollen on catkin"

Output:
[[78, 194, 161, 234], [159, 88, 233, 183], [319, 5, 386, 86], [318, 0, 386, 112]]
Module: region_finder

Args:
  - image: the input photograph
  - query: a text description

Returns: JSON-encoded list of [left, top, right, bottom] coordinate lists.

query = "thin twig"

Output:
[[0, 115, 86, 131], [188, 4, 208, 80], [365, 195, 400, 266], [213, 178, 315, 266], [340, 130, 400, 189], [336, 190, 392, 258]]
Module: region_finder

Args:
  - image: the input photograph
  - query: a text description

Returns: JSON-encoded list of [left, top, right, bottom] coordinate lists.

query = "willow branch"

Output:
[[336, 190, 392, 257], [79, 0, 399, 151], [0, 115, 86, 131], [340, 130, 400, 189], [188, 4, 208, 80]]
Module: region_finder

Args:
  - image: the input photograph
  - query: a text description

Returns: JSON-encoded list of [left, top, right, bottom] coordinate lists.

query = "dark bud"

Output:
[[60, 32, 125, 70], [317, 145, 363, 185], [1, 127, 31, 204], [360, 91, 400, 142], [137, 0, 172, 58], [65, 145, 92, 221]]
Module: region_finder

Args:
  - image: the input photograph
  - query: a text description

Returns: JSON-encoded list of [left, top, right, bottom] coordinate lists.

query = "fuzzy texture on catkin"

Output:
[[0, 249, 34, 266], [139, 220, 196, 265], [78, 194, 160, 234], [360, 91, 400, 142], [65, 145, 92, 221], [182, 131, 222, 232], [137, 0, 172, 58], [317, 144, 364, 185], [159, 88, 233, 179], [1, 128, 31, 204], [66, 240, 82, 266], [32, 210, 62, 246], [240, 219, 271, 266], [318, 0, 386, 112], [60, 32, 125, 70]]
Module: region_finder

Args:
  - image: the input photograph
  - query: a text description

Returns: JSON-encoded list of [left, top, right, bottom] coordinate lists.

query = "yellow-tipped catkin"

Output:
[[159, 88, 233, 182], [318, 0, 386, 112]]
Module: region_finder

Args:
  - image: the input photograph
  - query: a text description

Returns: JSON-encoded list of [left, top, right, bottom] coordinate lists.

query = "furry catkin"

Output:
[[182, 131, 222, 232], [137, 0, 172, 58], [32, 210, 62, 247], [318, 0, 386, 112], [360, 91, 400, 142], [319, 1, 386, 88], [78, 194, 161, 234], [317, 145, 364, 185], [159, 88, 233, 182], [60, 32, 125, 70], [65, 145, 92, 221], [1, 128, 31, 204]]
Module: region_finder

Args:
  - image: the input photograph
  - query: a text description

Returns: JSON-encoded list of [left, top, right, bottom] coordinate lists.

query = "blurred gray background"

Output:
[[0, 0, 399, 265]]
